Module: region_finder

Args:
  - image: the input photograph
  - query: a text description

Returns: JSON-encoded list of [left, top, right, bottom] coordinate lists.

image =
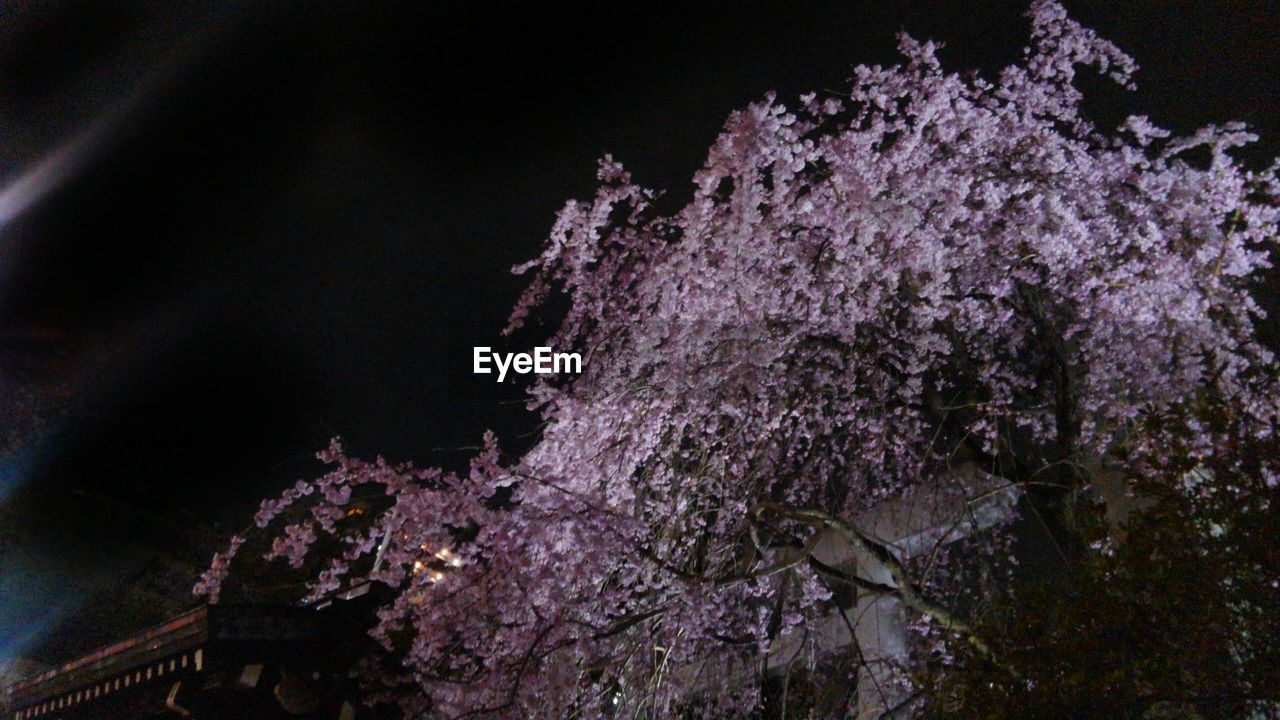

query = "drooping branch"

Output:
[[753, 501, 999, 664]]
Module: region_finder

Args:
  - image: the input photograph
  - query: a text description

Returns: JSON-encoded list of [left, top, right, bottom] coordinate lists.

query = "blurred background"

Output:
[[0, 0, 1275, 674]]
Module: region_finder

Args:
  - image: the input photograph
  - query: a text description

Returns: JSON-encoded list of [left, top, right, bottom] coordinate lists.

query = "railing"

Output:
[[3, 607, 209, 712]]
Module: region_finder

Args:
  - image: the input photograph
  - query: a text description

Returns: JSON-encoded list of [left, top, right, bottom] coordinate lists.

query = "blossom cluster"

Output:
[[199, 2, 1279, 716]]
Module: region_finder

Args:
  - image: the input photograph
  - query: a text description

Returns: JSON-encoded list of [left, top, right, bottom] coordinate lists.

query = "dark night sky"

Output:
[[0, 0, 1276, 664]]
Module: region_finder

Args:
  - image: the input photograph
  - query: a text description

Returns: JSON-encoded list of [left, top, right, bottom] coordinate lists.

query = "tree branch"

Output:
[[753, 501, 1000, 664]]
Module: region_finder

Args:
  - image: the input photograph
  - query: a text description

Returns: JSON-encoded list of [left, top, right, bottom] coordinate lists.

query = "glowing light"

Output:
[[434, 548, 463, 567], [0, 96, 136, 249]]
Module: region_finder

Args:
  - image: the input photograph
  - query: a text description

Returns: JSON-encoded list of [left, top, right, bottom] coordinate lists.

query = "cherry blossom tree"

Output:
[[198, 2, 1280, 717]]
